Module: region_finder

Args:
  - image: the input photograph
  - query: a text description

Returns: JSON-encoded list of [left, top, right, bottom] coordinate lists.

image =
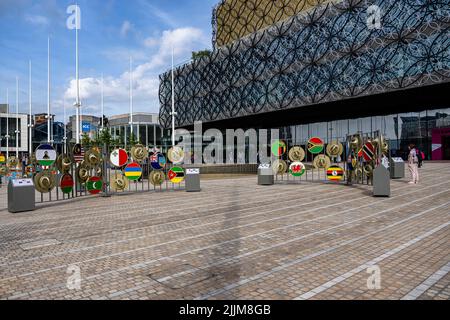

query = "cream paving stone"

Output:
[[0, 163, 448, 300]]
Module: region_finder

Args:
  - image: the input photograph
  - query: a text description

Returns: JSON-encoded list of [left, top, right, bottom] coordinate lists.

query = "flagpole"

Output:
[[63, 98, 67, 154], [47, 36, 51, 144], [101, 73, 104, 130], [29, 60, 33, 155], [15, 77, 19, 158], [171, 47, 176, 147], [129, 57, 133, 139], [6, 88, 9, 159], [75, 4, 81, 144]]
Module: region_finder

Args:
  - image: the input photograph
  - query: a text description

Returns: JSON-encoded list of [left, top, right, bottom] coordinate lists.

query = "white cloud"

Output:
[[143, 37, 159, 48], [120, 20, 133, 38], [25, 14, 49, 26], [64, 27, 210, 115]]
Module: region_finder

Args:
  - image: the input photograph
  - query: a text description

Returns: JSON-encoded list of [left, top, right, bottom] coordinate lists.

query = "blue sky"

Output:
[[0, 0, 218, 122]]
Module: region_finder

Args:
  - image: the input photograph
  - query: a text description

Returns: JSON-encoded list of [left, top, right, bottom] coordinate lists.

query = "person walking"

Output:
[[408, 144, 419, 184]]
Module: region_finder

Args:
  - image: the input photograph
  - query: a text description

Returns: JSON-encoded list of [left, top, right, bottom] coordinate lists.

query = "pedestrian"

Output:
[[408, 144, 419, 184]]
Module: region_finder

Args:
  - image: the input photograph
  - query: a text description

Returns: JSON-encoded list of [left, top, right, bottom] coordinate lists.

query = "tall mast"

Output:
[[129, 57, 133, 138], [171, 47, 176, 147], [16, 77, 19, 158], [75, 4, 81, 144], [6, 88, 9, 158], [63, 98, 67, 153], [29, 60, 33, 154], [47, 36, 51, 144], [101, 74, 104, 130]]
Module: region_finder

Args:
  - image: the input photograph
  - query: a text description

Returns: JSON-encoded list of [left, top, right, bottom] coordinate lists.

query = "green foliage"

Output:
[[128, 132, 137, 147], [81, 133, 92, 147], [98, 129, 112, 146]]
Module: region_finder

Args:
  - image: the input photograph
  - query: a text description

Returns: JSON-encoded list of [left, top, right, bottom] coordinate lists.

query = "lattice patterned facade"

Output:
[[212, 0, 337, 48], [159, 0, 450, 129]]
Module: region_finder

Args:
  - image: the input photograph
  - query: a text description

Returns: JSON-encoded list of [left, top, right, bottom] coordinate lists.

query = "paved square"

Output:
[[0, 163, 449, 300]]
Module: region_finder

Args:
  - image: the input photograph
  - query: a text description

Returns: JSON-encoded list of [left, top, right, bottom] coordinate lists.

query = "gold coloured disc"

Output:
[[288, 146, 305, 162], [85, 148, 102, 167], [313, 155, 331, 169], [7, 156, 18, 168], [150, 170, 166, 186], [272, 159, 288, 175], [167, 146, 185, 164], [364, 164, 374, 177], [350, 135, 362, 151], [110, 173, 129, 191], [76, 162, 90, 183], [326, 141, 344, 158], [34, 171, 56, 193], [131, 144, 148, 163], [93, 165, 103, 178], [355, 166, 363, 179], [0, 166, 8, 176], [56, 154, 72, 174]]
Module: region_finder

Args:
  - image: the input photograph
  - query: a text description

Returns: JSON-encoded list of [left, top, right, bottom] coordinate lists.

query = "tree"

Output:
[[81, 133, 92, 147], [192, 50, 211, 61], [128, 132, 137, 147], [98, 129, 112, 146]]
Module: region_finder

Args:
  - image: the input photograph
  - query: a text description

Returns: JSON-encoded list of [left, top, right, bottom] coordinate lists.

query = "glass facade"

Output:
[[109, 124, 166, 148], [0, 118, 21, 148], [281, 107, 450, 161]]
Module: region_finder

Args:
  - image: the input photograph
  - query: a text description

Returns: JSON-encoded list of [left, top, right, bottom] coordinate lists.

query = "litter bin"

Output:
[[8, 178, 35, 213], [185, 168, 201, 192], [390, 158, 405, 179], [258, 164, 274, 186], [373, 166, 390, 197]]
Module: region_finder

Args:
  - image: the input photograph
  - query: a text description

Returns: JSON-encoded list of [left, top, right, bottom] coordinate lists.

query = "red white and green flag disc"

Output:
[[110, 149, 128, 167], [308, 137, 324, 154], [86, 176, 103, 195], [289, 162, 306, 177], [36, 144, 57, 167], [60, 174, 74, 194]]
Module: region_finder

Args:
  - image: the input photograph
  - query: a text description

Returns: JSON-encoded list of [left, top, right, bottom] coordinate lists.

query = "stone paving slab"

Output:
[[0, 163, 448, 300]]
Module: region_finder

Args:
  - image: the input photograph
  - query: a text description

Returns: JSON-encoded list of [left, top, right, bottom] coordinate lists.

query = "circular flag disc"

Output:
[[362, 142, 375, 162], [111, 173, 129, 192], [288, 146, 305, 162], [87, 176, 103, 195], [34, 171, 56, 193], [124, 162, 142, 181], [36, 144, 57, 167], [308, 137, 324, 154], [168, 167, 185, 184], [272, 159, 288, 175], [150, 153, 167, 170], [110, 148, 129, 168], [327, 166, 344, 181], [72, 144, 84, 163], [168, 146, 185, 164], [60, 173, 74, 194], [150, 170, 166, 186], [326, 141, 344, 158], [313, 155, 331, 169], [271, 140, 287, 157], [289, 162, 306, 177]]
